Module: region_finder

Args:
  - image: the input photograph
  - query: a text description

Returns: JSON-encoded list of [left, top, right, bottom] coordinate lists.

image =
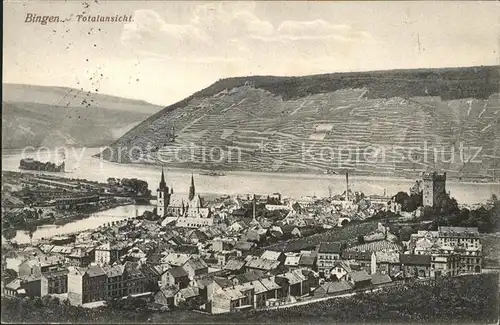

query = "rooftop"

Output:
[[168, 266, 189, 278], [347, 240, 402, 253], [370, 272, 392, 285], [318, 281, 353, 294], [349, 270, 371, 283], [245, 258, 280, 271], [400, 254, 432, 265], [261, 250, 283, 261], [318, 242, 343, 254]]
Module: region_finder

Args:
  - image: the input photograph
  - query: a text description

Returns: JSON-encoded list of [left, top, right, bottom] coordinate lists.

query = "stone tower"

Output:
[[157, 168, 171, 217], [422, 171, 447, 207]]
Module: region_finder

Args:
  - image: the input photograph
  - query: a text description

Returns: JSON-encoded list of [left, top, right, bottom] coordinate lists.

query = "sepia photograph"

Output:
[[2, 1, 499, 323]]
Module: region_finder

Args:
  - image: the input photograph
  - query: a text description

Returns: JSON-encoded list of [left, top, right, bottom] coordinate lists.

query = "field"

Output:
[[99, 66, 500, 180], [2, 274, 498, 324]]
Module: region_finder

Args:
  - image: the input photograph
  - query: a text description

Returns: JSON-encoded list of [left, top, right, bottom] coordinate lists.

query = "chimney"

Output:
[[252, 194, 256, 221], [345, 172, 349, 201]]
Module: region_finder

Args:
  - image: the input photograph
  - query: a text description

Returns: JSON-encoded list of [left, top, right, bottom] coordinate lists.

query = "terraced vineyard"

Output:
[[99, 66, 500, 180]]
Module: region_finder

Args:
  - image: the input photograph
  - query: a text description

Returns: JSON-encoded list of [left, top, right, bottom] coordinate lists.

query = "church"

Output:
[[157, 169, 213, 228]]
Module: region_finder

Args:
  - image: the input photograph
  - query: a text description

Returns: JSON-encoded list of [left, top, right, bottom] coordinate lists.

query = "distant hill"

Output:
[[2, 83, 163, 149], [97, 66, 500, 180]]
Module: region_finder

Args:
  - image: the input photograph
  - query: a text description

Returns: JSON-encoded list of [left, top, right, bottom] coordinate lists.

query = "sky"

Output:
[[3, 1, 499, 106]]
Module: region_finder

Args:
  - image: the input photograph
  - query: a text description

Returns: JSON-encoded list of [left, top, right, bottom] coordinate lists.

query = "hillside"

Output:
[[2, 84, 162, 149], [98, 66, 500, 180]]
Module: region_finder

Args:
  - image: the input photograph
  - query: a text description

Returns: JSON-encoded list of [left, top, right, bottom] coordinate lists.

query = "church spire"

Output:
[[189, 173, 195, 201], [159, 168, 166, 190]]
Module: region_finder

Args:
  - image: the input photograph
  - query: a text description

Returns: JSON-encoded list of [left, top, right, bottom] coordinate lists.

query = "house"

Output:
[[260, 250, 286, 264], [400, 254, 432, 278], [223, 259, 246, 274], [330, 261, 361, 281], [182, 257, 209, 279], [341, 250, 372, 273], [94, 242, 129, 265], [245, 257, 281, 274], [123, 262, 147, 296], [313, 281, 353, 297], [175, 244, 199, 255], [41, 268, 68, 296], [154, 285, 178, 308], [162, 253, 191, 267], [370, 272, 392, 287], [232, 270, 267, 285], [142, 264, 162, 291], [370, 252, 401, 276], [67, 247, 94, 267], [250, 277, 281, 308], [298, 253, 317, 271], [205, 276, 234, 301], [103, 264, 126, 299], [284, 253, 301, 270], [210, 287, 248, 314], [291, 227, 302, 238], [211, 239, 234, 252], [275, 269, 309, 297], [187, 230, 209, 244], [317, 242, 345, 277], [215, 251, 238, 267], [232, 283, 256, 308], [18, 256, 61, 277], [4, 276, 41, 298], [346, 270, 371, 289], [67, 265, 106, 305], [229, 220, 246, 232], [234, 242, 256, 256], [244, 228, 267, 243], [174, 286, 200, 307], [161, 267, 190, 289]]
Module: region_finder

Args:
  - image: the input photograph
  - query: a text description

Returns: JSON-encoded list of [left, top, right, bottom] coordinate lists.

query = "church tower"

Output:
[[157, 168, 170, 217], [189, 174, 196, 201]]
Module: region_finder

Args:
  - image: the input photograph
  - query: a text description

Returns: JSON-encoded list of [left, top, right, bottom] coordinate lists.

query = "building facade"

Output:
[[316, 242, 344, 277], [67, 266, 106, 305], [41, 269, 68, 296]]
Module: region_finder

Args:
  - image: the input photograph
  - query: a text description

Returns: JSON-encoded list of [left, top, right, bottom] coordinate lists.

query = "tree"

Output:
[[357, 235, 365, 244]]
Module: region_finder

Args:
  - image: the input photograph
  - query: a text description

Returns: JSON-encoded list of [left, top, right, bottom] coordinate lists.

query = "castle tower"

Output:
[[189, 174, 195, 201], [422, 171, 447, 207], [157, 168, 170, 217]]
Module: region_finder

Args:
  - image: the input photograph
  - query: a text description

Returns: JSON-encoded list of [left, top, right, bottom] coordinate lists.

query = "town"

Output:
[[1, 168, 498, 319]]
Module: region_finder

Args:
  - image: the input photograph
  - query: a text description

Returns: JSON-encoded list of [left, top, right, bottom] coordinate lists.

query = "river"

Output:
[[3, 147, 498, 205], [12, 204, 153, 244]]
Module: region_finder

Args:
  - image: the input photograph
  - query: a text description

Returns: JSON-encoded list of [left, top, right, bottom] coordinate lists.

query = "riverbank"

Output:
[[107, 159, 500, 185], [3, 199, 134, 242], [3, 148, 499, 205]]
